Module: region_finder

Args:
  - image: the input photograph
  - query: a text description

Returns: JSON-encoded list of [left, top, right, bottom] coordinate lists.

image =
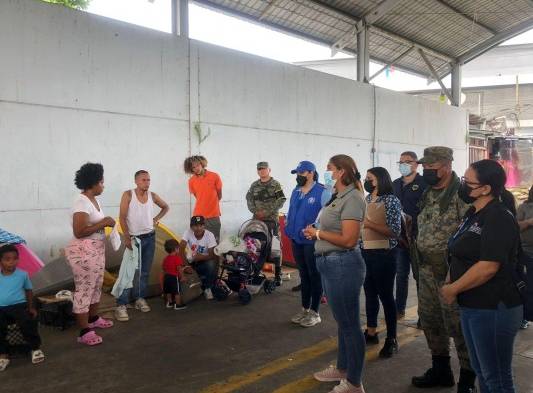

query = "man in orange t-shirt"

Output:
[[184, 155, 223, 241]]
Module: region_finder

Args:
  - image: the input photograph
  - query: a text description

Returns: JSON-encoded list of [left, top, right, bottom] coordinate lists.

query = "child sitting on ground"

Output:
[[0, 244, 45, 371], [162, 239, 190, 310]]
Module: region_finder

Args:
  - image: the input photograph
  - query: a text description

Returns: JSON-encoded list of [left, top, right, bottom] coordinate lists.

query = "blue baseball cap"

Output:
[[291, 160, 316, 174]]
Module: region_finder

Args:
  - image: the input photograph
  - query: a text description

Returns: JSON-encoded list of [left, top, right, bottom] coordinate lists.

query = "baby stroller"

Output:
[[214, 220, 277, 304]]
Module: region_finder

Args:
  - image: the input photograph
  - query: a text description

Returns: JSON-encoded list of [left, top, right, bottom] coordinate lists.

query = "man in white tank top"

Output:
[[115, 170, 169, 322]]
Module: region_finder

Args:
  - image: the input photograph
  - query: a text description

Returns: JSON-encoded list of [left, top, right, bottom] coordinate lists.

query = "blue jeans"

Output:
[[117, 233, 156, 305], [395, 247, 411, 314], [460, 303, 522, 393], [316, 249, 366, 386], [292, 242, 322, 312], [193, 259, 217, 290], [362, 248, 398, 338]]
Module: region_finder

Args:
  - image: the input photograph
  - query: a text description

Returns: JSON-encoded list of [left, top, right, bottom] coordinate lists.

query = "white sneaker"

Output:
[[31, 349, 45, 364], [115, 305, 130, 321], [0, 358, 10, 372], [204, 288, 214, 300], [314, 366, 347, 382], [330, 379, 365, 393], [165, 301, 174, 309], [135, 298, 151, 312], [300, 310, 321, 327], [291, 309, 309, 324]]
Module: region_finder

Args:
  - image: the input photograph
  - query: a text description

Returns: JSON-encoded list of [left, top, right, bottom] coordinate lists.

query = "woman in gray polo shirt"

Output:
[[304, 154, 367, 393]]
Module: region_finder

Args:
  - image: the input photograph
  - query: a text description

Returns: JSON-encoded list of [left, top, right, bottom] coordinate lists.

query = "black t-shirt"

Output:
[[449, 199, 522, 309]]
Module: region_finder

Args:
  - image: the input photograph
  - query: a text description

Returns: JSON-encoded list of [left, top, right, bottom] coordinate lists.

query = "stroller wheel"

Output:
[[263, 279, 276, 294], [238, 288, 252, 305]]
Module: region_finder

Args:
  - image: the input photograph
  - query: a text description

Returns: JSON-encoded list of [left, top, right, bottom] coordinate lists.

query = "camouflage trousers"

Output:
[[418, 251, 472, 371]]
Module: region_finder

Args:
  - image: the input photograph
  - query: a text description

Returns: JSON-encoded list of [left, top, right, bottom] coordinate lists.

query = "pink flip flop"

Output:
[[88, 317, 114, 329], [77, 330, 103, 346]]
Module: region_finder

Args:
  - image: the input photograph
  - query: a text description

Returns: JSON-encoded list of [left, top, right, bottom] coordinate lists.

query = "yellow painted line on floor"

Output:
[[199, 306, 418, 393], [271, 326, 423, 393]]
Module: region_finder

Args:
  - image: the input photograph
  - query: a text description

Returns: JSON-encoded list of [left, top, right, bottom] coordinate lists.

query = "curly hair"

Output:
[[183, 155, 207, 174], [74, 162, 104, 191]]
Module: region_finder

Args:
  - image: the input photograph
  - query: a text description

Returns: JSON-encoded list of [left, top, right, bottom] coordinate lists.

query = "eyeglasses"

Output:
[[460, 176, 481, 186]]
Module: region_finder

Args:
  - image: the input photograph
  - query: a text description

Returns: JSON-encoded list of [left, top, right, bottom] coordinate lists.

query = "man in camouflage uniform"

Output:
[[412, 147, 476, 393], [246, 162, 286, 285]]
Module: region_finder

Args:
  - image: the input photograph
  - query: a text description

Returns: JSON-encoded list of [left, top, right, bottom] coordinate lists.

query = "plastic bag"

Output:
[[110, 225, 121, 251]]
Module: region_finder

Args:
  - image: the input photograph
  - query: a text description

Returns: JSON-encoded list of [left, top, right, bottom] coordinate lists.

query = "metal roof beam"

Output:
[[364, 0, 405, 25], [191, 0, 434, 78], [432, 0, 498, 35], [418, 48, 453, 103], [307, 0, 454, 63], [369, 45, 414, 81], [457, 18, 533, 64]]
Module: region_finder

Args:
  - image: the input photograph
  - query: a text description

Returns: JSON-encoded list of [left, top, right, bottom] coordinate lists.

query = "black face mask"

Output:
[[458, 182, 479, 204], [423, 169, 441, 186], [363, 180, 375, 194], [296, 175, 307, 187]]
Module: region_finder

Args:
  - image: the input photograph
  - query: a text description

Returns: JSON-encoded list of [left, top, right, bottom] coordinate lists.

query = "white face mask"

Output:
[[399, 163, 412, 177], [324, 171, 336, 189]]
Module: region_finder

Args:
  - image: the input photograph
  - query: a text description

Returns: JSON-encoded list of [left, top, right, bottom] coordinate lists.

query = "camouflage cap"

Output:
[[257, 161, 269, 169], [418, 146, 454, 164]]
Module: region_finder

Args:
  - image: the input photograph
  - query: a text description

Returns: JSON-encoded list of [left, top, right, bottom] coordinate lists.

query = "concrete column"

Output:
[[451, 63, 462, 107], [357, 23, 369, 83], [171, 0, 189, 37]]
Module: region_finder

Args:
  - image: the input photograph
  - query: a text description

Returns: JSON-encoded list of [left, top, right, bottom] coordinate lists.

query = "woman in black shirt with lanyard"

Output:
[[440, 159, 522, 393]]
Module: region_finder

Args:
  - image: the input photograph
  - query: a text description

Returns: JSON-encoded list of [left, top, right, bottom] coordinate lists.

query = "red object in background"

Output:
[[279, 215, 296, 267]]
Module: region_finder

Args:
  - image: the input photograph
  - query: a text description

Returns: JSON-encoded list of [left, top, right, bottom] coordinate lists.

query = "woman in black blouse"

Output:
[[440, 159, 522, 393]]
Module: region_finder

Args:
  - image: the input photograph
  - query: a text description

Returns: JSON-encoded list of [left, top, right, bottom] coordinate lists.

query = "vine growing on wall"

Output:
[[193, 122, 211, 145], [41, 0, 91, 10]]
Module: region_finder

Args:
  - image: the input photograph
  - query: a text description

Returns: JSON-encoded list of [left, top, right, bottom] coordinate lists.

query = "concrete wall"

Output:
[[0, 0, 468, 263]]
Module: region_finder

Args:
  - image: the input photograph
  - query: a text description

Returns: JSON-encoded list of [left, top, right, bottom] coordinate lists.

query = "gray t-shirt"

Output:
[[517, 202, 533, 255], [315, 184, 366, 254]]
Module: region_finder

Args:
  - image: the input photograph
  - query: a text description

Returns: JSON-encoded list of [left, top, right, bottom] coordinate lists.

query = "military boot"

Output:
[[457, 368, 477, 393], [412, 355, 455, 388]]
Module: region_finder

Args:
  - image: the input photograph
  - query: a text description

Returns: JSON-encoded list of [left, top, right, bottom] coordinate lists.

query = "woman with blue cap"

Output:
[[285, 161, 325, 328]]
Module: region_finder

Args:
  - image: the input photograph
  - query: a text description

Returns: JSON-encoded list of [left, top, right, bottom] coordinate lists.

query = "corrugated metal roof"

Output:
[[191, 0, 533, 79]]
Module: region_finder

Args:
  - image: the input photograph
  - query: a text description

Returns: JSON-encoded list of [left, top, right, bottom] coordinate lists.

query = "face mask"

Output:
[[458, 182, 482, 204], [364, 180, 375, 194], [423, 169, 441, 186], [323, 171, 336, 189], [296, 175, 307, 187], [399, 163, 412, 177]]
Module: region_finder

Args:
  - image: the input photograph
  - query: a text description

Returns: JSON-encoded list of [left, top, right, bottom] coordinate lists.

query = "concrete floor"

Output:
[[2, 275, 532, 393]]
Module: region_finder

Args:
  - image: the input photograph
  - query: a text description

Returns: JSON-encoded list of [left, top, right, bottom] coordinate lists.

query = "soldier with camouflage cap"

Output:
[[246, 162, 286, 285], [411, 147, 476, 393]]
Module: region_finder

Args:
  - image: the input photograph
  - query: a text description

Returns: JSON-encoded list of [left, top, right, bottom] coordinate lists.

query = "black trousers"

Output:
[[0, 303, 41, 353]]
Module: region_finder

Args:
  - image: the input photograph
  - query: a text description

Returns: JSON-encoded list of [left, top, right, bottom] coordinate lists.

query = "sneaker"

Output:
[[520, 320, 529, 329], [291, 309, 309, 324], [204, 288, 214, 300], [300, 310, 321, 327], [166, 301, 174, 309], [314, 366, 347, 382], [364, 330, 379, 345], [397, 311, 406, 320], [330, 379, 365, 393], [115, 305, 129, 322], [31, 349, 45, 364], [135, 298, 151, 312], [0, 358, 10, 372], [291, 284, 301, 292], [174, 303, 187, 310]]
